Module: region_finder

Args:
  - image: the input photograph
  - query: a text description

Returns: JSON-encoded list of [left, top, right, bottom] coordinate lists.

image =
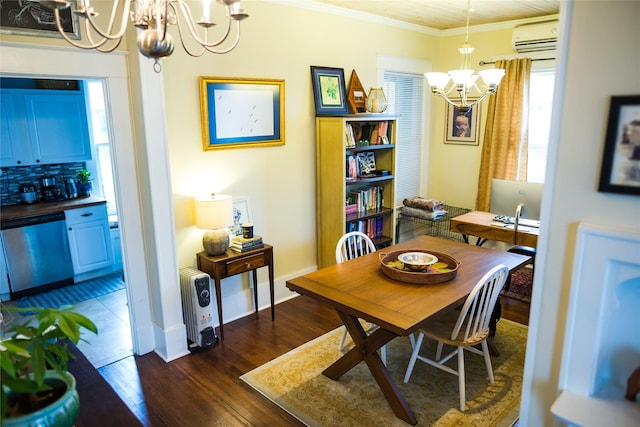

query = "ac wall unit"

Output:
[[179, 267, 218, 350], [512, 20, 558, 53]]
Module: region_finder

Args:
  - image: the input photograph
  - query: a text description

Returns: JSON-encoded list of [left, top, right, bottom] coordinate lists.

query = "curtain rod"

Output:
[[479, 57, 555, 66]]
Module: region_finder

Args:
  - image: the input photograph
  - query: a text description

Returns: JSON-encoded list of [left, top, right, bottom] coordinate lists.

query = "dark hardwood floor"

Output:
[[96, 294, 529, 426]]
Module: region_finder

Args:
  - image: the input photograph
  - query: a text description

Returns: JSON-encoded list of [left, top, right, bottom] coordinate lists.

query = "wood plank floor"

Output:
[[97, 294, 529, 426]]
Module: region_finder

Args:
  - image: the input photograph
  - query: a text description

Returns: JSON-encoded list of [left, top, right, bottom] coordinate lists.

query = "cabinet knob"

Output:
[[245, 262, 251, 268], [68, 227, 72, 231]]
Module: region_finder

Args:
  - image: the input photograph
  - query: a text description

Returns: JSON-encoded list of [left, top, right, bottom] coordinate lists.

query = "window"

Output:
[[527, 68, 555, 183], [383, 72, 424, 206], [86, 80, 117, 216]]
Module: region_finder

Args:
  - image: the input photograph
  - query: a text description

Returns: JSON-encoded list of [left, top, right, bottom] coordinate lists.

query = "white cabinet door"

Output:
[[0, 85, 92, 167], [65, 205, 113, 275], [0, 91, 30, 167], [24, 91, 92, 164]]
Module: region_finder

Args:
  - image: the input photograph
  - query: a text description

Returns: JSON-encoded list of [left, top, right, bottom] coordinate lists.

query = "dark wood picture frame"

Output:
[[199, 77, 285, 150], [310, 66, 349, 116], [598, 95, 640, 195], [445, 102, 480, 145], [0, 0, 80, 40]]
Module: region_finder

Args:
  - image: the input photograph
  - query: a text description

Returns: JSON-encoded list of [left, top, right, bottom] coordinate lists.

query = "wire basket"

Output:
[[397, 204, 471, 242]]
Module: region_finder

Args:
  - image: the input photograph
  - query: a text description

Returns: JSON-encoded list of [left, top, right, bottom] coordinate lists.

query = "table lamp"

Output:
[[194, 194, 233, 256]]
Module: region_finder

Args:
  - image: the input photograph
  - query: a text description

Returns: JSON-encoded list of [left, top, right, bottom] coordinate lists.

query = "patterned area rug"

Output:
[[241, 320, 527, 426], [501, 267, 533, 302], [16, 272, 125, 311]]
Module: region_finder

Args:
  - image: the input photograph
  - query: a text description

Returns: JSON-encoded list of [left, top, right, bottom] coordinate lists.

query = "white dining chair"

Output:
[[335, 231, 386, 365], [403, 264, 509, 411]]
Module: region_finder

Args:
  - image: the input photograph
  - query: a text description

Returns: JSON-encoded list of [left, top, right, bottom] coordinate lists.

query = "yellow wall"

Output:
[[427, 28, 515, 209], [163, 1, 438, 282]]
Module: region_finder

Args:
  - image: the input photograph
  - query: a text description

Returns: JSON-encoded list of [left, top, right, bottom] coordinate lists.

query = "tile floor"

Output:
[[2, 288, 133, 369], [73, 288, 133, 368]]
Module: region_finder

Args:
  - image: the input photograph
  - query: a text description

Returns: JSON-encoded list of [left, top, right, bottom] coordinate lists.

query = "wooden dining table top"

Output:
[[286, 235, 531, 337]]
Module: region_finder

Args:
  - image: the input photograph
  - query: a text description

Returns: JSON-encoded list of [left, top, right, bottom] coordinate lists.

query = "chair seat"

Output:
[[507, 245, 536, 258], [421, 310, 490, 347]]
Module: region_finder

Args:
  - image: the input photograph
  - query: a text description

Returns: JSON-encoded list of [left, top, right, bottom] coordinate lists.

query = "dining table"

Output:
[[285, 235, 531, 425]]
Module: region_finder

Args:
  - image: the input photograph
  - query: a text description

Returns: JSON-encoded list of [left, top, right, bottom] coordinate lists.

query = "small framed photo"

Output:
[[199, 77, 285, 150], [445, 103, 480, 145], [310, 66, 349, 116], [598, 95, 640, 195], [231, 197, 253, 236], [0, 0, 80, 40]]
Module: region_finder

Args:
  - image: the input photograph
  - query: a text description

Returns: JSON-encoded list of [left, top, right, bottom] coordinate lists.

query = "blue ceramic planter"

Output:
[[3, 371, 79, 427]]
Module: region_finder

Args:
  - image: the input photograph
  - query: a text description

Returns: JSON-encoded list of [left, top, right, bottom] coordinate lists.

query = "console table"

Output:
[[196, 244, 274, 340]]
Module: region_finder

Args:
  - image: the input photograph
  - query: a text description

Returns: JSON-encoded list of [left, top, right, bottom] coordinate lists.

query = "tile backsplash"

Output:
[[0, 162, 85, 206]]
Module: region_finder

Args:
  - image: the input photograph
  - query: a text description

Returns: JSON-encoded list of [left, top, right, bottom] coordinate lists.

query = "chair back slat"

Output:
[[452, 264, 509, 343], [336, 231, 376, 263]]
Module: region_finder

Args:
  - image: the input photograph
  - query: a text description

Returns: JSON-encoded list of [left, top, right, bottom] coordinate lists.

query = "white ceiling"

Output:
[[309, 0, 560, 30]]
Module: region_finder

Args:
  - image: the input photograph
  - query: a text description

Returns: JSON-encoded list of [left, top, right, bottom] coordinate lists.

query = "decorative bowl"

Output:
[[398, 252, 438, 271], [379, 250, 461, 284]]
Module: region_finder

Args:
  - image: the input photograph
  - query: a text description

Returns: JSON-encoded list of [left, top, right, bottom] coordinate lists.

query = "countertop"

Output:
[[0, 196, 107, 222]]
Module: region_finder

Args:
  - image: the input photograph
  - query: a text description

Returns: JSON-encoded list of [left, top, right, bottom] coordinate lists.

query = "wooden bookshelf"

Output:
[[315, 114, 397, 268]]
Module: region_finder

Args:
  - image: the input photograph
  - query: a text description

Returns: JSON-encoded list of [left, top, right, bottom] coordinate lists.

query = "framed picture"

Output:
[[445, 103, 480, 145], [199, 77, 285, 150], [310, 66, 349, 116], [598, 95, 640, 195], [0, 0, 80, 40], [231, 197, 253, 236]]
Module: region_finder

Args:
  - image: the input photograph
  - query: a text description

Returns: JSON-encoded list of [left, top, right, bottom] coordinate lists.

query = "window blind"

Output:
[[383, 72, 424, 206]]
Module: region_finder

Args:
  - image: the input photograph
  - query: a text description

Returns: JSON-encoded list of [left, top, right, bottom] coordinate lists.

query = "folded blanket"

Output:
[[403, 196, 444, 211], [401, 206, 447, 221]]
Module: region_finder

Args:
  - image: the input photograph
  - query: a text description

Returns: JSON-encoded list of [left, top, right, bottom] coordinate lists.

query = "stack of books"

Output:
[[230, 235, 264, 252]]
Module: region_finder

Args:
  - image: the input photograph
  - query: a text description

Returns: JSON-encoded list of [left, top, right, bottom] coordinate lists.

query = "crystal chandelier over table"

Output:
[[424, 0, 505, 112], [42, 0, 249, 72]]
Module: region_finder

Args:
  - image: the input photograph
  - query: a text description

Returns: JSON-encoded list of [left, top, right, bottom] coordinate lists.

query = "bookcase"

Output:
[[316, 114, 397, 268]]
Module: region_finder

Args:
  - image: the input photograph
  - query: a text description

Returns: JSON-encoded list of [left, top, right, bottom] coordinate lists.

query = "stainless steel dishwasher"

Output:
[[1, 212, 74, 298]]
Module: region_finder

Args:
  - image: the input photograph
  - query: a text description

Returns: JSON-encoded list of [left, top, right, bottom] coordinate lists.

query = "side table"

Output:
[[196, 244, 274, 341]]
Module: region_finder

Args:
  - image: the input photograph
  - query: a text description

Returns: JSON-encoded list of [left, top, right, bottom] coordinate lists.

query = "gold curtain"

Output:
[[475, 58, 532, 212]]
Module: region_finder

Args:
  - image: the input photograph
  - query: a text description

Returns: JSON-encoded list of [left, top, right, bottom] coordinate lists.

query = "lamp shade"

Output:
[[194, 194, 233, 230]]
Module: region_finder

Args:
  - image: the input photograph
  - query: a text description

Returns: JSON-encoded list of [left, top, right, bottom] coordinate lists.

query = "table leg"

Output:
[[214, 278, 224, 341], [322, 311, 418, 426], [251, 269, 258, 314], [268, 262, 275, 321]]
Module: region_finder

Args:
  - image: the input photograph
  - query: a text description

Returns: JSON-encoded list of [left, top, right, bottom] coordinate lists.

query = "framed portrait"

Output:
[[310, 66, 349, 116], [445, 103, 480, 145], [0, 0, 80, 40], [231, 197, 253, 236], [199, 77, 285, 150], [598, 95, 640, 195]]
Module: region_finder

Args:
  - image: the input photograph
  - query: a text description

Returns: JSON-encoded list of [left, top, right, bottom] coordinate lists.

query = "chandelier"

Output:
[[424, 0, 504, 112], [43, 0, 249, 72]]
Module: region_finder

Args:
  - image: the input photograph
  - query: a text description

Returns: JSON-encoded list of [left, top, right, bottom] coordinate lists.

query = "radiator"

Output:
[[179, 268, 218, 350]]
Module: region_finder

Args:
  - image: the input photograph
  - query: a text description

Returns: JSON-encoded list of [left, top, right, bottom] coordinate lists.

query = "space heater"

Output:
[[179, 267, 218, 350]]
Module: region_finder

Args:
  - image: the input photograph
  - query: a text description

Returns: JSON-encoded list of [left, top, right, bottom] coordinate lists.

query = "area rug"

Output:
[[501, 267, 533, 303], [16, 272, 125, 311], [241, 319, 527, 426]]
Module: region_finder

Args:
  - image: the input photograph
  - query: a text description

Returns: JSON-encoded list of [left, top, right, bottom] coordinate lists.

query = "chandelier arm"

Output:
[[172, 1, 235, 48], [203, 23, 241, 54], [79, 0, 131, 42]]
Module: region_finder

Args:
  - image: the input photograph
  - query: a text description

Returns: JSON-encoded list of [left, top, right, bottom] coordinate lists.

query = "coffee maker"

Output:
[[40, 176, 61, 202]]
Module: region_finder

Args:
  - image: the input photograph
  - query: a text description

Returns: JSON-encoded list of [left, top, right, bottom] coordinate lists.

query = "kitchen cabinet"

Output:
[[65, 203, 113, 276], [0, 83, 92, 167]]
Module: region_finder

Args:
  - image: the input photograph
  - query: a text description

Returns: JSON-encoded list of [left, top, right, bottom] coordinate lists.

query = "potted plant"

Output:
[[75, 169, 93, 197], [1, 305, 98, 426]]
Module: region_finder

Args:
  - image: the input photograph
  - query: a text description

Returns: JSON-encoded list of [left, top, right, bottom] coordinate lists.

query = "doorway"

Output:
[[0, 43, 154, 357]]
